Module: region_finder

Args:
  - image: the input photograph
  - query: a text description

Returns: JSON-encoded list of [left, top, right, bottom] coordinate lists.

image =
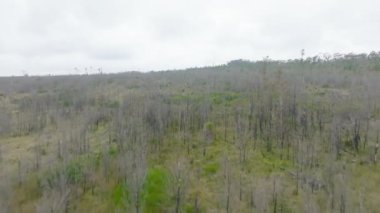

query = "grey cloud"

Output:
[[87, 46, 132, 61], [0, 0, 379, 76]]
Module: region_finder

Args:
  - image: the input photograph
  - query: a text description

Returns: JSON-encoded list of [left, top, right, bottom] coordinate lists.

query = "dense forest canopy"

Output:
[[1, 52, 380, 212]]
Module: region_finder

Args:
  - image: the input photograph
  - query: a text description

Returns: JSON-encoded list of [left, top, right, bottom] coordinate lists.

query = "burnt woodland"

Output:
[[1, 52, 380, 212]]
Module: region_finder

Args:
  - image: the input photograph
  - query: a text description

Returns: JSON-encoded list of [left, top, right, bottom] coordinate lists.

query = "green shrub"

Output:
[[66, 161, 83, 184], [112, 183, 129, 209], [142, 167, 169, 212], [203, 162, 219, 175]]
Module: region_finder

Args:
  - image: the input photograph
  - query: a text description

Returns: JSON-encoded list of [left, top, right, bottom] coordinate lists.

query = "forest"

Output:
[[1, 52, 380, 212]]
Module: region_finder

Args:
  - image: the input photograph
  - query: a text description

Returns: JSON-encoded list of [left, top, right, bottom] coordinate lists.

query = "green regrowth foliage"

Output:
[[142, 167, 170, 213]]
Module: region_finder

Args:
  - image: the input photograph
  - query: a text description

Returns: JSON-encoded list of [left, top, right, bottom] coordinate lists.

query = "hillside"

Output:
[[1, 53, 380, 212]]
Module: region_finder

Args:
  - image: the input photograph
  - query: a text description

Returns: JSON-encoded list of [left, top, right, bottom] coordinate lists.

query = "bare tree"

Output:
[[36, 170, 71, 213], [170, 157, 188, 213], [203, 122, 214, 157]]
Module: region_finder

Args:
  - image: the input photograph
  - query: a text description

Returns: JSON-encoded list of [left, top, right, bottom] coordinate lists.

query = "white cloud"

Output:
[[0, 0, 379, 75]]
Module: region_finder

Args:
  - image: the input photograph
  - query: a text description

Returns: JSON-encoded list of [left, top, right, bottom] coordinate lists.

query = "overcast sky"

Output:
[[0, 0, 379, 76]]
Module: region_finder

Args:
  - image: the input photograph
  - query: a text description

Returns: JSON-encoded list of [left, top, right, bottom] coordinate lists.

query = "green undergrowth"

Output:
[[142, 167, 170, 212]]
